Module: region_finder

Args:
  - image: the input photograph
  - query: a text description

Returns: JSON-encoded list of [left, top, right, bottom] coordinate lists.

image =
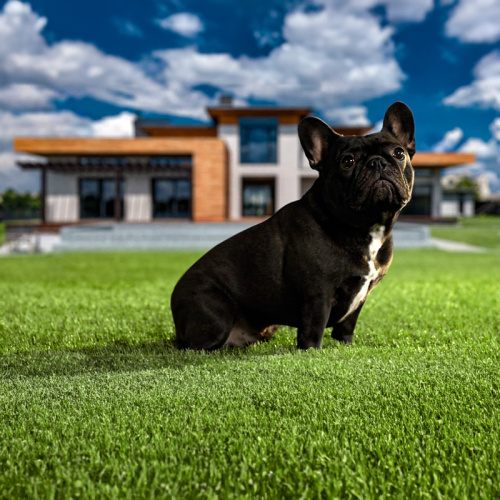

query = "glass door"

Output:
[[152, 179, 192, 219]]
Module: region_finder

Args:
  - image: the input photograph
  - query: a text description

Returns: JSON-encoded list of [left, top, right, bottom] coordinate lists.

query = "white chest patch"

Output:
[[338, 226, 385, 323]]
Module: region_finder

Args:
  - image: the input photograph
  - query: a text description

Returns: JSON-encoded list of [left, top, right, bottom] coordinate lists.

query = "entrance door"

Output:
[[152, 179, 192, 219], [242, 178, 275, 216]]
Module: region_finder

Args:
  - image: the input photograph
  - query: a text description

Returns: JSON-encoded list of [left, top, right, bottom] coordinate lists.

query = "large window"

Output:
[[80, 178, 124, 219], [240, 118, 278, 164], [242, 178, 275, 216], [152, 179, 192, 219]]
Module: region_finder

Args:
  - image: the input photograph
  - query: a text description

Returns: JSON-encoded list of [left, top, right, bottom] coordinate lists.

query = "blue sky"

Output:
[[0, 0, 499, 192]]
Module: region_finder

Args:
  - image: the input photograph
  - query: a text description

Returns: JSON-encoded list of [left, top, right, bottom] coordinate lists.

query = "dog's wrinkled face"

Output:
[[299, 102, 415, 221]]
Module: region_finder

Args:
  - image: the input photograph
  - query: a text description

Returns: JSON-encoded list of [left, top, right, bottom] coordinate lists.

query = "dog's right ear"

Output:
[[298, 117, 341, 171]]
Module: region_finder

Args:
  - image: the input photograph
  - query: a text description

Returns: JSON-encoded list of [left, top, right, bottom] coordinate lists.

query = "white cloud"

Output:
[[301, 0, 435, 23], [0, 83, 61, 110], [381, 0, 435, 22], [445, 0, 500, 43], [0, 109, 93, 149], [490, 117, 500, 141], [0, 152, 39, 192], [0, 0, 47, 56], [0, 0, 435, 123], [0, 1, 212, 119], [0, 109, 135, 149], [2, 40, 209, 117], [90, 112, 136, 137], [154, 1, 407, 118], [324, 106, 371, 126], [0, 110, 136, 191], [459, 137, 496, 158], [445, 119, 500, 193], [156, 12, 204, 38], [432, 127, 464, 151], [444, 50, 500, 110]]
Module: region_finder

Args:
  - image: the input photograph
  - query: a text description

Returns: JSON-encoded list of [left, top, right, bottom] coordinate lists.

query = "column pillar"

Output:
[[114, 168, 122, 221], [40, 166, 47, 224]]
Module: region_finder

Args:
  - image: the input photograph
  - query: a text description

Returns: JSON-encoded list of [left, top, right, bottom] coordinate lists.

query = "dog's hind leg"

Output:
[[172, 287, 237, 351], [224, 322, 280, 348]]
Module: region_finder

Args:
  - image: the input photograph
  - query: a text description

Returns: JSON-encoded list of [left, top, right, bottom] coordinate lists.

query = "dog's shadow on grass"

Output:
[[0, 337, 304, 379]]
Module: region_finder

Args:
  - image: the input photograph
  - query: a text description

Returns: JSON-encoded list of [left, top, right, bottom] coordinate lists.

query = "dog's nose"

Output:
[[367, 156, 387, 171]]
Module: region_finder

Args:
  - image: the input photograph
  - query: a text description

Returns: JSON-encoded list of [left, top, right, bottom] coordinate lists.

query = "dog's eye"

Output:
[[392, 147, 406, 160], [341, 155, 355, 169]]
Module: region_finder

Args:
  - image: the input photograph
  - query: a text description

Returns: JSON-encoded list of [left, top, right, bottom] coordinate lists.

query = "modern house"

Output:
[[14, 103, 475, 225]]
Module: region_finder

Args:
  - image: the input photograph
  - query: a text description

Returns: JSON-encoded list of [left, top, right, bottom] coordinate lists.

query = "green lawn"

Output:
[[431, 216, 500, 249], [0, 250, 499, 498]]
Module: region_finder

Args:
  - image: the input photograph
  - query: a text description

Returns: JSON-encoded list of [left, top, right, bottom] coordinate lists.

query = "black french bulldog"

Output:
[[172, 102, 415, 350]]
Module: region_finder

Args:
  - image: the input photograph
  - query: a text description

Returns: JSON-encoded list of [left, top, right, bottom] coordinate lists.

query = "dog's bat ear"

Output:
[[298, 116, 341, 171], [382, 102, 416, 158]]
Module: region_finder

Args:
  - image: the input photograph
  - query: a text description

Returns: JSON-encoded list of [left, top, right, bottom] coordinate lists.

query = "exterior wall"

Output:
[[220, 122, 316, 219], [463, 200, 475, 216], [125, 174, 151, 222], [46, 171, 79, 222], [441, 197, 475, 217], [192, 140, 228, 222], [441, 201, 459, 217], [441, 200, 474, 217], [38, 138, 228, 223], [276, 125, 302, 208], [220, 125, 240, 220], [430, 169, 442, 218]]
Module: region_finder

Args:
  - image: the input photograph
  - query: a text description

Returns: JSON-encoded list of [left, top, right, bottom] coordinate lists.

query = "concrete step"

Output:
[[392, 223, 432, 248], [55, 221, 433, 252], [57, 223, 254, 251]]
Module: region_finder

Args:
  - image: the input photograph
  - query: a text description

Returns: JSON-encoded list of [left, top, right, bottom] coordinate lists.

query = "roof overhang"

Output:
[[207, 106, 311, 125], [14, 137, 224, 156], [139, 125, 217, 138], [411, 152, 475, 168]]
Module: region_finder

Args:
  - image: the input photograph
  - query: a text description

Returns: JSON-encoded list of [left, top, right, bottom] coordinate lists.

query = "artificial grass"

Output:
[[430, 215, 500, 249], [0, 250, 499, 498]]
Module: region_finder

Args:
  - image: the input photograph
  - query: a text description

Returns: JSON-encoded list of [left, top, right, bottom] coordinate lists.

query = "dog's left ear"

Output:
[[382, 102, 416, 158], [298, 116, 341, 171]]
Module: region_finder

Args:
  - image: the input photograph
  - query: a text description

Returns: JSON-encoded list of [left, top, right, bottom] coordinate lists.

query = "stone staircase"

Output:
[[55, 221, 432, 252]]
